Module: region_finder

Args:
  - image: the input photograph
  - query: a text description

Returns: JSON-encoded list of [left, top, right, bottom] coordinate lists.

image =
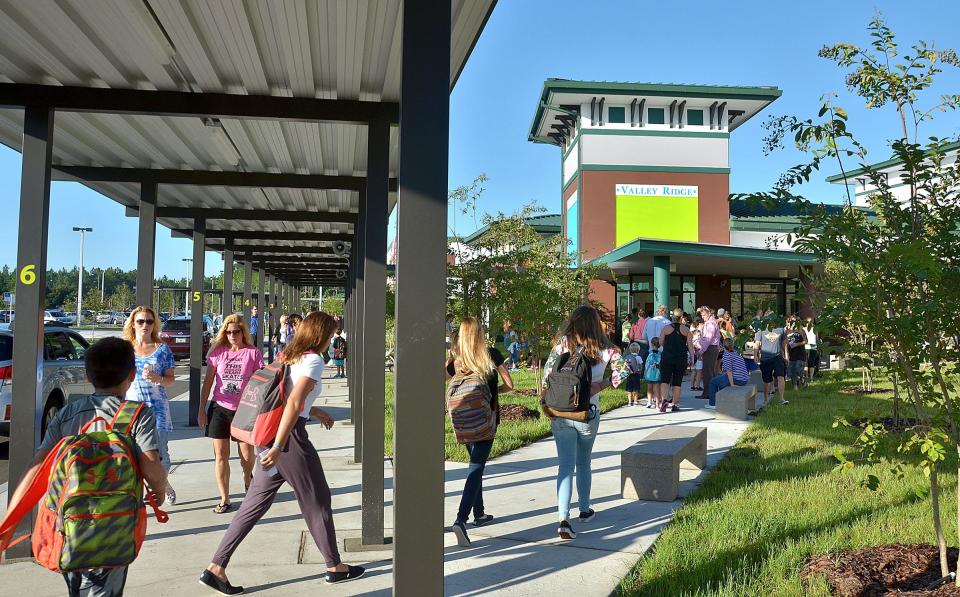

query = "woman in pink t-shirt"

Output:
[[198, 314, 264, 513]]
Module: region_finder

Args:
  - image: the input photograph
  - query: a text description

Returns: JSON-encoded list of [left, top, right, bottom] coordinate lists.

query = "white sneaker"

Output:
[[165, 484, 177, 505], [704, 404, 716, 410]]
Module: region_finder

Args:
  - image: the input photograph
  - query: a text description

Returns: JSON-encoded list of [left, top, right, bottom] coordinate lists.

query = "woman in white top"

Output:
[[542, 305, 627, 541], [804, 316, 819, 380], [201, 312, 364, 595]]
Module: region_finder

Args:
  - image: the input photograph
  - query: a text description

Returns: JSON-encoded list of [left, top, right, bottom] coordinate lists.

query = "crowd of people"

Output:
[[446, 303, 820, 545], [0, 296, 821, 594], [0, 304, 361, 596]]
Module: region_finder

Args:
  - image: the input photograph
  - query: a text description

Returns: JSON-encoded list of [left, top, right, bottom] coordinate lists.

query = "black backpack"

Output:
[[542, 349, 594, 422]]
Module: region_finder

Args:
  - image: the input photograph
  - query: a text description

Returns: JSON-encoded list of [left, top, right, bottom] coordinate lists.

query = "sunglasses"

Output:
[[135, 319, 155, 325], [226, 330, 242, 335]]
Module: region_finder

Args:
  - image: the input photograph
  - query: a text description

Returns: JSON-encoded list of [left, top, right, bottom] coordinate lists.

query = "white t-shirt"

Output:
[[285, 353, 325, 418]]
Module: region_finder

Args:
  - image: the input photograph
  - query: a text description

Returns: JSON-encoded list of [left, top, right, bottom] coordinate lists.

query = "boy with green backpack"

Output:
[[0, 337, 168, 596]]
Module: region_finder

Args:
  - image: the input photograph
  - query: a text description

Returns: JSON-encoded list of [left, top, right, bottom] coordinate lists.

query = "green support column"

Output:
[[653, 255, 670, 311]]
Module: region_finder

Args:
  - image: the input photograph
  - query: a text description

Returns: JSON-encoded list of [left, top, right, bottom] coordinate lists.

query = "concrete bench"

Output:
[[621, 426, 706, 502], [715, 383, 757, 421]]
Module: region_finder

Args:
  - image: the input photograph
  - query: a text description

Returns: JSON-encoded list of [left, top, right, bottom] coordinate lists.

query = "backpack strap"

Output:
[[0, 435, 69, 552], [109, 401, 145, 435]]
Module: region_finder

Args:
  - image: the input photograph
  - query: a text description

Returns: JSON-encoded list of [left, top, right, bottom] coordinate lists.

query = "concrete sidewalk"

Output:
[[1, 374, 751, 596]]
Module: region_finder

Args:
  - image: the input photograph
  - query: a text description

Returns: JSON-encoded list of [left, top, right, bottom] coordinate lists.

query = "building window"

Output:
[[608, 106, 625, 123], [648, 108, 665, 125], [687, 109, 704, 126]]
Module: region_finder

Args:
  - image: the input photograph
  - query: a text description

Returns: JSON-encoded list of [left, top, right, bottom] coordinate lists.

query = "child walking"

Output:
[[644, 337, 662, 409], [332, 331, 347, 378], [624, 342, 644, 406]]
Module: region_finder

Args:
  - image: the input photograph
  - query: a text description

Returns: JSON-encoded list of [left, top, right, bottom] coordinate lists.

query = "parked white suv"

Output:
[[0, 326, 94, 439]]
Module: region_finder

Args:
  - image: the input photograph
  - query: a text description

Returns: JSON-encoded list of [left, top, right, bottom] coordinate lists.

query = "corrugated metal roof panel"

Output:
[[0, 0, 495, 262]]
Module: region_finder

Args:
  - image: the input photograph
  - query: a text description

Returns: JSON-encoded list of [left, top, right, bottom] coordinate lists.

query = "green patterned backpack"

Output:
[[0, 400, 168, 572]]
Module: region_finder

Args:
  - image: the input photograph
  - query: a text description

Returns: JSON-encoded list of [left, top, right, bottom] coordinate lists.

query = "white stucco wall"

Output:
[[580, 133, 728, 169]]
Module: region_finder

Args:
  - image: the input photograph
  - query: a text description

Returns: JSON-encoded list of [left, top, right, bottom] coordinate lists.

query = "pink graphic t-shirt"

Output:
[[207, 345, 264, 411]]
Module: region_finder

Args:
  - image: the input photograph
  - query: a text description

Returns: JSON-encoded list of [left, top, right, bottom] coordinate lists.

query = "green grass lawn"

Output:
[[618, 371, 960, 596], [384, 368, 628, 462]]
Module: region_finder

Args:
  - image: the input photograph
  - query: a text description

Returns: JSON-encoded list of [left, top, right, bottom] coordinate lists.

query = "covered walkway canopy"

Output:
[[0, 1, 497, 594], [591, 237, 819, 279]]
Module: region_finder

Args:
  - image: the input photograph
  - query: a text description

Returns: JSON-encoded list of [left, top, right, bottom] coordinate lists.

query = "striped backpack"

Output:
[[446, 371, 496, 444], [0, 400, 168, 572]]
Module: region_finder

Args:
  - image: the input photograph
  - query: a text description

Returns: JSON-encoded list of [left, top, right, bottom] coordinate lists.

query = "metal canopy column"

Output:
[[348, 266, 360, 420], [256, 266, 266, 353], [223, 238, 234, 315], [189, 219, 206, 427], [8, 105, 54, 553], [393, 1, 450, 593], [267, 275, 276, 363], [360, 119, 389, 547], [653, 256, 670, 312], [243, 260, 253, 326], [135, 182, 157, 307], [352, 186, 367, 464], [348, 245, 359, 432]]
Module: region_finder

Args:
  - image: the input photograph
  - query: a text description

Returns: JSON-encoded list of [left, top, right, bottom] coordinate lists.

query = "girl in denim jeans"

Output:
[[542, 306, 627, 541]]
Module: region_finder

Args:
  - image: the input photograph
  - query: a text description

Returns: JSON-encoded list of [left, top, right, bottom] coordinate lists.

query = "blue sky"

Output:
[[0, 0, 958, 278]]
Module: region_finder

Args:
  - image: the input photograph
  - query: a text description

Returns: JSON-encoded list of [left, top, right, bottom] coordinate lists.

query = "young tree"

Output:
[[82, 286, 103, 314], [451, 199, 601, 389], [740, 17, 960, 578], [109, 284, 135, 312]]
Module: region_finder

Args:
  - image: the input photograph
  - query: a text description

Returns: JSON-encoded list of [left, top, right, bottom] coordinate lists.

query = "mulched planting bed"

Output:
[[851, 417, 924, 434], [506, 388, 540, 397], [499, 403, 540, 422], [839, 386, 894, 396], [802, 544, 960, 596]]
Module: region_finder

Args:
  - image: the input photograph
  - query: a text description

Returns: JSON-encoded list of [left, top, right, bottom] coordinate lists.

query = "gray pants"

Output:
[[701, 345, 720, 393], [211, 418, 341, 568], [63, 567, 128, 597]]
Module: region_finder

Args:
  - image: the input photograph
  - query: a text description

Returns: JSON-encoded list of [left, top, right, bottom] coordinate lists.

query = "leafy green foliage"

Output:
[[447, 175, 602, 387], [736, 15, 960, 577]]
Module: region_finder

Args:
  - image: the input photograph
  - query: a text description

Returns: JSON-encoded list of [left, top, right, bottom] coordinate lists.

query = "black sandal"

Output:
[[213, 502, 233, 514]]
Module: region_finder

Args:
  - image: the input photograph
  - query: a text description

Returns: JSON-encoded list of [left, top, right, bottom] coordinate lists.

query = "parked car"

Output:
[[95, 311, 113, 324], [160, 316, 214, 361], [0, 325, 93, 438], [48, 309, 77, 326], [112, 311, 131, 326]]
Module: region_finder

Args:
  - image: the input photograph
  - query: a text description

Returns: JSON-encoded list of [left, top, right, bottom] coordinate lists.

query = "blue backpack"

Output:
[[644, 351, 662, 383]]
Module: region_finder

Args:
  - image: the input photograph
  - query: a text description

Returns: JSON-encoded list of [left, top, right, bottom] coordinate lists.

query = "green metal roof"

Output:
[[529, 78, 783, 142], [825, 140, 960, 183], [590, 238, 819, 268], [460, 213, 562, 245]]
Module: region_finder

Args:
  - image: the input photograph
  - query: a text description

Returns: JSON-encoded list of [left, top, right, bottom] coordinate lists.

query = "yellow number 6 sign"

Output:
[[19, 264, 36, 285]]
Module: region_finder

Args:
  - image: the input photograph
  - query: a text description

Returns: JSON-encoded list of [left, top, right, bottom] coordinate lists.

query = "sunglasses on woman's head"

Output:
[[135, 319, 154, 325]]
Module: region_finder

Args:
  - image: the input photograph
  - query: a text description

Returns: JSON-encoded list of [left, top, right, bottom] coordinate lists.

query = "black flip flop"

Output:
[[213, 502, 233, 514]]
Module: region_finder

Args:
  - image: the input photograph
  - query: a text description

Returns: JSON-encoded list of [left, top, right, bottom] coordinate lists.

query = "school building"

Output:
[[528, 79, 821, 322]]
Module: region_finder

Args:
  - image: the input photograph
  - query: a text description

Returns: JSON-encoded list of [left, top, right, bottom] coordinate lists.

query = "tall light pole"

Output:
[[182, 258, 192, 315], [72, 227, 93, 325]]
